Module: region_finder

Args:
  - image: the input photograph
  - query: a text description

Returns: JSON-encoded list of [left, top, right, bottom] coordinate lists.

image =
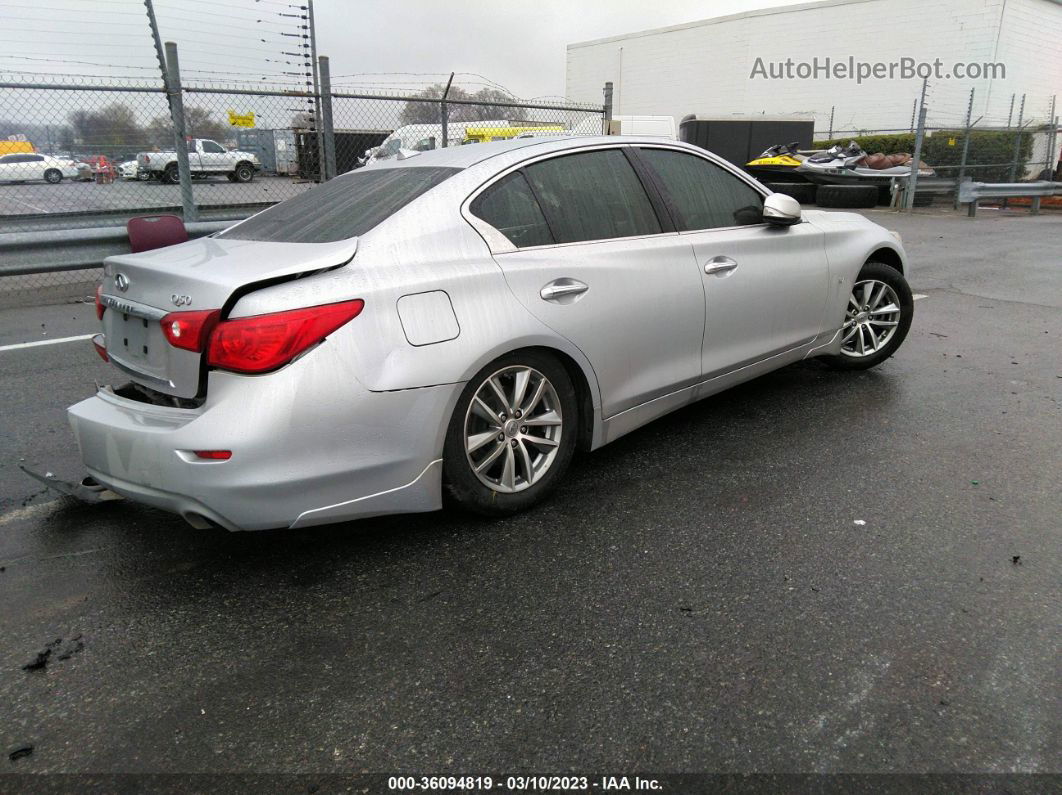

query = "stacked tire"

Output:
[[814, 185, 879, 209], [765, 182, 817, 205]]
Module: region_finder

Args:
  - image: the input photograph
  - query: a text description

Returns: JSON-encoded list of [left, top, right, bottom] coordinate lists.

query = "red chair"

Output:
[[127, 214, 189, 253]]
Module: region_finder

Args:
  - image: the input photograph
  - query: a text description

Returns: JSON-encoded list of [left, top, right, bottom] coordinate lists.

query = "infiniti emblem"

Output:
[[114, 273, 130, 292]]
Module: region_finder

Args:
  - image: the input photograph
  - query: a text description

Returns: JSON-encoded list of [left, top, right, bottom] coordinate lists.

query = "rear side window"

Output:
[[523, 149, 661, 244], [218, 166, 460, 243], [470, 171, 553, 248], [638, 148, 764, 230]]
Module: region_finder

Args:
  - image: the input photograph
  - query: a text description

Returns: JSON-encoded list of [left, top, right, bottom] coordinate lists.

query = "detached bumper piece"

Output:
[[19, 465, 124, 504]]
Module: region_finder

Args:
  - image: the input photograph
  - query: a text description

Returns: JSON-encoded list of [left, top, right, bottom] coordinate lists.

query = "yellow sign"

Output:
[[227, 110, 255, 128], [948, 137, 957, 146]]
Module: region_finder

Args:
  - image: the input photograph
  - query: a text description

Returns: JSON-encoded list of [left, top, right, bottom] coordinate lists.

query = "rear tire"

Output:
[[44, 169, 62, 184], [816, 184, 879, 208], [766, 181, 817, 204], [443, 351, 578, 517], [163, 163, 179, 184], [820, 261, 913, 370]]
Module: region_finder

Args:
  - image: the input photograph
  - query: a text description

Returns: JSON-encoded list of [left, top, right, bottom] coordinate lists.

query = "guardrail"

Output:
[[959, 180, 1062, 217], [0, 220, 234, 277]]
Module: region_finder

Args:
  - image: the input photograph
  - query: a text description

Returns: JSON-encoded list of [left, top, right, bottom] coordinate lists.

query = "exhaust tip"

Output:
[[182, 512, 217, 530]]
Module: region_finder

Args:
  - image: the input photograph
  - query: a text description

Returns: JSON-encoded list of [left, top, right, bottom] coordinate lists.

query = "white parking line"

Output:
[[0, 334, 93, 352], [4, 194, 50, 213], [913, 294, 928, 300]]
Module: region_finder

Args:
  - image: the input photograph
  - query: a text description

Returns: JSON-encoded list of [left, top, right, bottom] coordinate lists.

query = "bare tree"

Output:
[[146, 107, 233, 149], [399, 85, 526, 126], [69, 103, 148, 152]]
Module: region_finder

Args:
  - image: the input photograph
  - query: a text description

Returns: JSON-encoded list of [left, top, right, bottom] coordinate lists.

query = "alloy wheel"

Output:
[[841, 279, 902, 358], [463, 365, 564, 493]]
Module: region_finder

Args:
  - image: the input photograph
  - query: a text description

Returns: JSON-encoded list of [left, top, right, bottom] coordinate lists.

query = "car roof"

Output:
[[357, 135, 695, 171]]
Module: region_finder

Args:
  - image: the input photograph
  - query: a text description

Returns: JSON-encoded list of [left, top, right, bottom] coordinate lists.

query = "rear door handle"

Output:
[[704, 256, 738, 276], [540, 278, 589, 302]]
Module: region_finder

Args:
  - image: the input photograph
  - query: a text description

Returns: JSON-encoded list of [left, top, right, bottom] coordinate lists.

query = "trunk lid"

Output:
[[99, 236, 357, 398]]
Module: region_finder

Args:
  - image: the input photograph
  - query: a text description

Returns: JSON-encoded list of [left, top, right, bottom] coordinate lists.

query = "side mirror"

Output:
[[763, 192, 801, 226]]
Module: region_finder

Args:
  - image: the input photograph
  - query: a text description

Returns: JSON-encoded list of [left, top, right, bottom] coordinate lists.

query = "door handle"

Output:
[[540, 278, 589, 302], [704, 257, 738, 276]]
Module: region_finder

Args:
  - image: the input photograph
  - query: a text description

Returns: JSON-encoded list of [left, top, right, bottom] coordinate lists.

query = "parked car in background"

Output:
[[0, 152, 80, 183], [118, 159, 147, 180], [74, 136, 912, 531], [462, 125, 566, 144], [363, 120, 512, 163], [137, 138, 261, 184]]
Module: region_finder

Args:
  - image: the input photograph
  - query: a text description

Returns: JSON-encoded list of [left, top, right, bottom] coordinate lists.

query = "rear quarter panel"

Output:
[[227, 187, 603, 412]]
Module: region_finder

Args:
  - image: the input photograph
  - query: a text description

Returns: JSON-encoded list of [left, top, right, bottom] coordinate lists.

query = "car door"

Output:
[[198, 140, 228, 171], [21, 154, 45, 181], [469, 146, 705, 418], [0, 154, 16, 180], [185, 138, 203, 170], [633, 146, 830, 378]]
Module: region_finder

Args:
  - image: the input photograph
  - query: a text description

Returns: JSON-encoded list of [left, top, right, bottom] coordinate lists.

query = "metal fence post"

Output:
[[307, 0, 326, 183], [1043, 95, 1057, 177], [904, 79, 928, 211], [1049, 114, 1057, 179], [603, 81, 614, 134], [954, 87, 975, 210], [828, 105, 835, 140], [164, 42, 197, 223], [1008, 93, 1026, 183], [440, 72, 454, 148], [318, 55, 337, 180]]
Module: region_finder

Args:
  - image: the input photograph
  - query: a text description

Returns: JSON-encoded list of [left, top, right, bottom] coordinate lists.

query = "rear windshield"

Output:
[[217, 166, 461, 243]]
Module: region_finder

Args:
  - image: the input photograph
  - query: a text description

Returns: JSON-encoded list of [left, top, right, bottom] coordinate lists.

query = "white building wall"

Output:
[[566, 0, 1062, 136]]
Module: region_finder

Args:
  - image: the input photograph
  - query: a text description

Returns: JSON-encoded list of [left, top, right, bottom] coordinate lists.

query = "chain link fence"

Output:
[[0, 67, 606, 306], [811, 86, 1059, 209]]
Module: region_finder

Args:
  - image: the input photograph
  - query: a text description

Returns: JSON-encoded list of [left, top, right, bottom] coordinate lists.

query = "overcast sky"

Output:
[[0, 0, 808, 99], [317, 0, 808, 99]]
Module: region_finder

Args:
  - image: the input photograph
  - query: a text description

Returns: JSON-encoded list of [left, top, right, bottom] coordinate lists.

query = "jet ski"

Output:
[[744, 142, 811, 183], [796, 141, 934, 187]]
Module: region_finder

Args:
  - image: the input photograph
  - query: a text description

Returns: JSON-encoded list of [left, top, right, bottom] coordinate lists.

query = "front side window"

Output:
[[217, 166, 461, 243], [470, 171, 553, 248], [523, 149, 661, 244], [201, 141, 226, 154], [638, 148, 764, 230]]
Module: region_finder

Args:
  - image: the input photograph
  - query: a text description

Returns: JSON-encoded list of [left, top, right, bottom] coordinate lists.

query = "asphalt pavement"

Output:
[[0, 208, 1059, 778]]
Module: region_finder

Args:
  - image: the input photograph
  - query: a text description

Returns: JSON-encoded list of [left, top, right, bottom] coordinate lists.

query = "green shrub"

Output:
[[815, 130, 1034, 181]]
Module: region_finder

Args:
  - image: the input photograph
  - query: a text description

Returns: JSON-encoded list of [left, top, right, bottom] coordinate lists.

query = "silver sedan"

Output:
[[70, 136, 913, 530]]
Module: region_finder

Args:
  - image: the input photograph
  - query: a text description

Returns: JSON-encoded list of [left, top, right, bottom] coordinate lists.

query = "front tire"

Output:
[[443, 351, 578, 516], [821, 261, 913, 370], [232, 162, 254, 183], [44, 168, 62, 184]]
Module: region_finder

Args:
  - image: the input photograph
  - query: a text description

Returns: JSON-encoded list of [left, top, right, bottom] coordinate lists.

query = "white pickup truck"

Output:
[[137, 138, 261, 184]]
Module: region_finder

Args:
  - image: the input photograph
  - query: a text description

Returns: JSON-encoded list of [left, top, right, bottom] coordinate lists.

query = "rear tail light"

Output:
[[193, 450, 231, 460], [159, 300, 364, 374], [91, 334, 108, 362], [161, 309, 220, 352], [206, 299, 364, 374], [95, 284, 105, 320]]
